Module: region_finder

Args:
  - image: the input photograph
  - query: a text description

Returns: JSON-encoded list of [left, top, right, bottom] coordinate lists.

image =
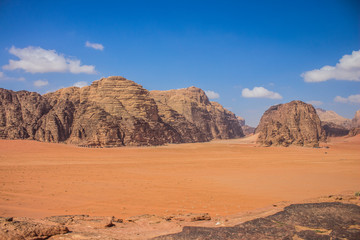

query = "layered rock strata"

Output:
[[0, 77, 243, 147], [150, 87, 244, 140]]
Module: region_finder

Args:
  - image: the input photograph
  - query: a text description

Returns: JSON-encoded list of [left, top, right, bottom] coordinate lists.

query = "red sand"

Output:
[[0, 136, 359, 219]]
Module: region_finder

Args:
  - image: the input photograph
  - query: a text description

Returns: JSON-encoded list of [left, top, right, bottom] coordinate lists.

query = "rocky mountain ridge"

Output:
[[316, 108, 352, 129], [0, 76, 243, 147], [150, 87, 243, 140]]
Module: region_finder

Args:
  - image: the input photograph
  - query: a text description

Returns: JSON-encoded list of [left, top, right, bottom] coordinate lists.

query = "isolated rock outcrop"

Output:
[[150, 87, 244, 140], [0, 77, 243, 146], [237, 116, 255, 136], [256, 101, 326, 147]]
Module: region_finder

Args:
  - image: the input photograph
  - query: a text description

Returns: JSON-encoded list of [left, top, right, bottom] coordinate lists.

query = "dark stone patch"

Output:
[[153, 202, 360, 240]]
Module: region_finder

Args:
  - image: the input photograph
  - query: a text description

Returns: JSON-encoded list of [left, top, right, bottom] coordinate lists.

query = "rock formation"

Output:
[[352, 110, 360, 128], [150, 87, 244, 140], [348, 110, 360, 136], [321, 122, 349, 137], [316, 108, 352, 129], [0, 77, 243, 147], [0, 217, 69, 240], [0, 89, 51, 140], [237, 116, 255, 136], [256, 101, 326, 147]]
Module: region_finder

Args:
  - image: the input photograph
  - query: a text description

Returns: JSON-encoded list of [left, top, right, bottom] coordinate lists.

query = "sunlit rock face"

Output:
[[0, 76, 243, 147], [256, 100, 326, 147]]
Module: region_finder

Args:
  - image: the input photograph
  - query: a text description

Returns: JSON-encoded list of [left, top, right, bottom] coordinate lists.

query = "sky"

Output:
[[0, 0, 359, 126]]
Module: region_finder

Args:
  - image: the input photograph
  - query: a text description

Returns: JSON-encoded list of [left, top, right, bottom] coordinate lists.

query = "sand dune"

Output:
[[0, 135, 359, 219]]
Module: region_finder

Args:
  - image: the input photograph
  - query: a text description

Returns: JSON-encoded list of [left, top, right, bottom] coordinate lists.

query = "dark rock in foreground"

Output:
[[153, 202, 360, 240]]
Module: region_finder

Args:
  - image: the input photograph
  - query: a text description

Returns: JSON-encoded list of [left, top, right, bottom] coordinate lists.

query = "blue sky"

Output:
[[0, 0, 359, 126]]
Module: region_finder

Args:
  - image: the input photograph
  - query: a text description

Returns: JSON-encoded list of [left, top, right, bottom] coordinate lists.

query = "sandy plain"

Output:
[[0, 135, 359, 220]]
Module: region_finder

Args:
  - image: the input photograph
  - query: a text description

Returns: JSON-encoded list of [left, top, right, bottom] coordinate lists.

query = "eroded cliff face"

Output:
[[0, 77, 243, 146], [352, 110, 360, 128], [150, 87, 244, 140], [348, 110, 360, 136], [256, 101, 326, 147]]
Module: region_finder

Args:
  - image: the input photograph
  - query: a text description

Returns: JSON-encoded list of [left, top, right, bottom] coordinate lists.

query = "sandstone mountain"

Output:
[[237, 116, 255, 136], [256, 101, 326, 147], [352, 110, 360, 128], [316, 108, 352, 129], [0, 77, 243, 147], [315, 108, 351, 137], [150, 87, 244, 140], [349, 110, 360, 136]]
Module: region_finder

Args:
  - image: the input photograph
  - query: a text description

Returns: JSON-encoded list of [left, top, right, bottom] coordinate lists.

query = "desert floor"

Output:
[[0, 135, 359, 220]]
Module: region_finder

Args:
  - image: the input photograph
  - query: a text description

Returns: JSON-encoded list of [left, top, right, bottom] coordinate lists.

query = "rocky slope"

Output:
[[237, 116, 255, 136], [150, 87, 244, 140], [256, 101, 326, 147], [316, 108, 352, 129], [0, 77, 243, 147]]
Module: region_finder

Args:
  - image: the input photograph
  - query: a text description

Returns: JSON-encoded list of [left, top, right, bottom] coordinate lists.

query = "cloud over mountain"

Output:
[[3, 46, 96, 74], [205, 90, 220, 99], [33, 80, 49, 87], [73, 81, 88, 88], [242, 86, 282, 99], [302, 50, 360, 82], [334, 94, 360, 104]]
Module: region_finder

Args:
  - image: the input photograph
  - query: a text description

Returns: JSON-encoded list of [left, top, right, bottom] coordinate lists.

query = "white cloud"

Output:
[[0, 71, 25, 81], [242, 86, 282, 99], [73, 81, 88, 88], [85, 41, 104, 51], [33, 80, 49, 87], [205, 90, 220, 99], [307, 100, 323, 106], [302, 50, 360, 82], [334, 94, 360, 104], [2, 46, 96, 74]]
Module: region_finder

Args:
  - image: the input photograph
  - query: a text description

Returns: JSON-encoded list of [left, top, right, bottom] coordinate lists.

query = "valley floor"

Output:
[[0, 135, 359, 238]]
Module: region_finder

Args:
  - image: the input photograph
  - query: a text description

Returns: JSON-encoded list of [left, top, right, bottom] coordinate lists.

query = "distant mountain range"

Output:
[[0, 76, 243, 147], [0, 76, 358, 147]]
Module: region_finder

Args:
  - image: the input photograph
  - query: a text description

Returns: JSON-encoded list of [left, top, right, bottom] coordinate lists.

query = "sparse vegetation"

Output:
[[355, 192, 360, 197]]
